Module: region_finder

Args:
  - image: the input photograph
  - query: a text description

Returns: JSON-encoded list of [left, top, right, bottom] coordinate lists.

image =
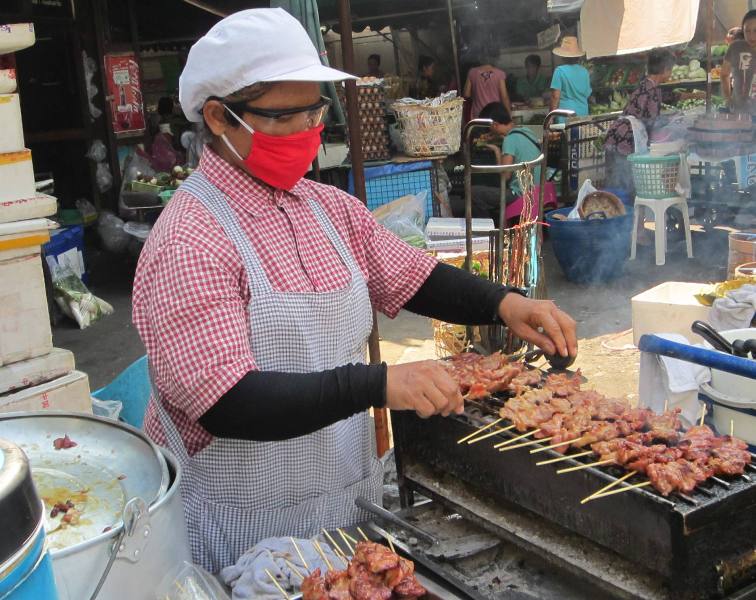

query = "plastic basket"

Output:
[[349, 162, 435, 220], [392, 97, 465, 156], [43, 224, 87, 284], [628, 153, 681, 199]]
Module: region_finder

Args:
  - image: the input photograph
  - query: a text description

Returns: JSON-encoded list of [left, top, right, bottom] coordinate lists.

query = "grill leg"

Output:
[[630, 201, 641, 260]]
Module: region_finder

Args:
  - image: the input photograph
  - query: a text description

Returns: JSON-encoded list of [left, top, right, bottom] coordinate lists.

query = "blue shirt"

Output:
[[502, 127, 542, 197], [550, 64, 592, 120]]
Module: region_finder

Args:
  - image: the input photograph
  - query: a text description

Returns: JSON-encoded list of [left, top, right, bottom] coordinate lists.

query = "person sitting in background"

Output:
[[410, 55, 439, 99], [727, 26, 744, 45], [464, 56, 511, 119], [516, 54, 549, 103], [604, 49, 675, 193], [365, 54, 384, 78], [722, 10, 756, 117], [549, 36, 591, 120]]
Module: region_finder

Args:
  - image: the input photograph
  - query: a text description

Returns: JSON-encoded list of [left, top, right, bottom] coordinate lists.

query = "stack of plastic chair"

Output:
[[628, 153, 693, 266]]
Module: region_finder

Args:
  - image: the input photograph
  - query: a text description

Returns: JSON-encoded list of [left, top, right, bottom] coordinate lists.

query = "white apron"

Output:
[[153, 172, 383, 572]]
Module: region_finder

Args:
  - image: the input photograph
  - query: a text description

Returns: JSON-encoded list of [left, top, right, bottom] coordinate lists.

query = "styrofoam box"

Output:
[[0, 94, 24, 153], [426, 217, 496, 237], [0, 348, 74, 395], [0, 69, 17, 94], [0, 370, 91, 414], [0, 245, 52, 366], [0, 149, 35, 203], [0, 193, 57, 223], [631, 281, 711, 345], [0, 23, 35, 55]]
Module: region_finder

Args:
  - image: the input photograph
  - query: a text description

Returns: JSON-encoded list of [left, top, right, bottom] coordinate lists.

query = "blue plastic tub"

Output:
[[545, 207, 634, 284], [602, 187, 632, 207], [42, 225, 87, 284], [0, 523, 58, 600]]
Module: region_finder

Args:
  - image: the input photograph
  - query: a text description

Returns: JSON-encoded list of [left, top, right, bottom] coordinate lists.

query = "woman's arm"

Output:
[[463, 76, 472, 99], [499, 78, 512, 113], [500, 152, 514, 182], [550, 89, 561, 112], [721, 59, 733, 102]]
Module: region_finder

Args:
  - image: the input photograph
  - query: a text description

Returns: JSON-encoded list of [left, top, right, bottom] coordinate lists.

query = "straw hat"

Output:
[[553, 36, 585, 58]]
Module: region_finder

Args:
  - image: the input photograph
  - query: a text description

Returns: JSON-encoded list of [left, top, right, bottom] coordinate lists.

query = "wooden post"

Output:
[[337, 0, 390, 457], [705, 0, 713, 112], [446, 0, 461, 92]]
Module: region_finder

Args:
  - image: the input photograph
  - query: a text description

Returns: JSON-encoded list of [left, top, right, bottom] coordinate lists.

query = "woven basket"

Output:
[[432, 320, 469, 357], [392, 98, 465, 157], [628, 153, 681, 199]]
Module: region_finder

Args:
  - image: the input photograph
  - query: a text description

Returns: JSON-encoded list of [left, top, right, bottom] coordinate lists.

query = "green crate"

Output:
[[627, 153, 681, 199]]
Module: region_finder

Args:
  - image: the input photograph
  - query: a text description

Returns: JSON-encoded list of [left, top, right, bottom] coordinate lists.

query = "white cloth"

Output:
[[221, 536, 343, 600], [709, 284, 756, 331], [580, 0, 700, 59], [639, 333, 711, 427], [179, 8, 354, 122], [623, 115, 648, 154], [567, 178, 597, 220], [675, 152, 691, 199]]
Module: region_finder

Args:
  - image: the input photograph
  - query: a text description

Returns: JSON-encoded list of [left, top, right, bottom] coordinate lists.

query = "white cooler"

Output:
[[0, 348, 75, 395], [0, 149, 36, 203], [0, 370, 91, 414], [632, 282, 711, 345], [0, 193, 57, 224], [0, 93, 24, 153], [0, 219, 57, 366]]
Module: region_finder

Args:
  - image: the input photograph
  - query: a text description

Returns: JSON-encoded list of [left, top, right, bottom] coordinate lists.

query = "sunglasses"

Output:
[[220, 95, 332, 126]]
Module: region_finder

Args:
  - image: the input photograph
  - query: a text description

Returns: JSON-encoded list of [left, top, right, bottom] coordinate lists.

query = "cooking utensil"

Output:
[[691, 320, 736, 354], [355, 497, 436, 545], [731, 339, 756, 359]]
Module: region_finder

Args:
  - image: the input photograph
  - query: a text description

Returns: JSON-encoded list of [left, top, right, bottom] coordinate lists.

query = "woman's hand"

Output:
[[386, 361, 464, 418], [498, 293, 577, 358]]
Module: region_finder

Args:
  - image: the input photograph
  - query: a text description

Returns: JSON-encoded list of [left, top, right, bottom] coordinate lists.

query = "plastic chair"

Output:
[[630, 196, 693, 266], [92, 355, 150, 429]]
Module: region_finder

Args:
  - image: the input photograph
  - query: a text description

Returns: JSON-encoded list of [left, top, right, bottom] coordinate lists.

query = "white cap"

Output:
[[179, 8, 354, 122]]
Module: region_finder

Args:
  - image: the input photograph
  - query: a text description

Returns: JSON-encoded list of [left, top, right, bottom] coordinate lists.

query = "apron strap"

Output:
[[306, 198, 363, 279], [181, 171, 272, 293], [148, 361, 191, 464]]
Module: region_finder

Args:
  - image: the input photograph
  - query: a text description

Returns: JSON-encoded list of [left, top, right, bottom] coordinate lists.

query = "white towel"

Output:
[[220, 536, 343, 600], [639, 333, 711, 426], [709, 284, 756, 331]]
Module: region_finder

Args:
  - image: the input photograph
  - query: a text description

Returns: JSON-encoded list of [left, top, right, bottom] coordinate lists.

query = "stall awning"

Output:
[[579, 0, 701, 59]]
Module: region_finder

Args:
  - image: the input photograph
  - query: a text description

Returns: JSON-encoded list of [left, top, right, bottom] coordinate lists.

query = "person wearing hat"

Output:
[[132, 8, 578, 573], [549, 36, 592, 121]]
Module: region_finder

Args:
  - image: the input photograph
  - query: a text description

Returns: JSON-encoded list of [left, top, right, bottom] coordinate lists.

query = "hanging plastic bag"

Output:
[[85, 140, 107, 163], [49, 265, 114, 329], [372, 191, 429, 248]]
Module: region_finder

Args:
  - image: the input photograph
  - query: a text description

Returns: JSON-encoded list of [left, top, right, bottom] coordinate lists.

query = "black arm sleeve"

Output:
[[199, 363, 387, 441], [404, 262, 518, 325]]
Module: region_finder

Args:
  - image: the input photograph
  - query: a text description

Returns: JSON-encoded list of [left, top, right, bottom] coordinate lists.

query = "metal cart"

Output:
[[461, 109, 574, 355]]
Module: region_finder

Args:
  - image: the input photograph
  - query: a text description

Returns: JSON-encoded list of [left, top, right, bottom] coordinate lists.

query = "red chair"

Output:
[[506, 181, 557, 222]]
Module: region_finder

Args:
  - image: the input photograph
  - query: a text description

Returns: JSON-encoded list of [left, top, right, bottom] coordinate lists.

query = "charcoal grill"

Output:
[[391, 379, 756, 599]]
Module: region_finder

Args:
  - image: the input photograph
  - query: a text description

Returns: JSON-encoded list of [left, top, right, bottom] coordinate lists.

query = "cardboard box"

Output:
[[631, 282, 711, 345], [0, 348, 75, 395], [0, 244, 52, 366], [0, 149, 36, 203], [0, 193, 57, 224], [0, 370, 91, 414], [0, 93, 24, 153]]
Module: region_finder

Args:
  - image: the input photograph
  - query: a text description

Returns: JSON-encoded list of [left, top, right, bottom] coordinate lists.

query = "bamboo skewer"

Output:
[[699, 403, 706, 426], [586, 480, 652, 500], [467, 424, 516, 445], [312, 540, 333, 571], [457, 418, 502, 444], [357, 526, 370, 542], [322, 529, 348, 564], [557, 458, 615, 474], [265, 568, 290, 599], [730, 419, 734, 437], [536, 450, 593, 466], [290, 537, 308, 571], [499, 435, 554, 452], [338, 529, 355, 556], [529, 436, 584, 454], [341, 529, 359, 547], [580, 470, 637, 504], [285, 559, 305, 581], [386, 533, 396, 553], [493, 428, 541, 449]]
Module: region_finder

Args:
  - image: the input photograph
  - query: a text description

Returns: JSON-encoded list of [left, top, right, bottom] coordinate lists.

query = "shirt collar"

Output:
[[197, 145, 310, 217]]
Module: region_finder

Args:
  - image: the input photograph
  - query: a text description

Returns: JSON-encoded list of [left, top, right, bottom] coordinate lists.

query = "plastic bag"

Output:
[[86, 140, 107, 163], [97, 211, 130, 254], [372, 191, 429, 248], [156, 562, 230, 600], [91, 397, 122, 421], [50, 265, 114, 329], [150, 132, 181, 172], [567, 179, 598, 220], [96, 162, 113, 193]]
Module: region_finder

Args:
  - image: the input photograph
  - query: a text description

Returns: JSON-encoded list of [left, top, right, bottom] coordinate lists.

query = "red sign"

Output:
[[104, 53, 145, 137]]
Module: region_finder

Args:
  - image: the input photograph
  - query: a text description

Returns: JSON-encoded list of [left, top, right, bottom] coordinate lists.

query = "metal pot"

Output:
[[51, 447, 190, 600]]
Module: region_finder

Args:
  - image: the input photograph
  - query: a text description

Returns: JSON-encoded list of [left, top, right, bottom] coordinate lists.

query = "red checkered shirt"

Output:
[[133, 146, 437, 455]]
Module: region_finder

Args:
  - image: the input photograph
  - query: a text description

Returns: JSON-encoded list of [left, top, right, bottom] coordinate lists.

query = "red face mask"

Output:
[[221, 106, 323, 191]]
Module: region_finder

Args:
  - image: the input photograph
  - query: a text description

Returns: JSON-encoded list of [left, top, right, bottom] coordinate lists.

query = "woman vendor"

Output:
[[604, 49, 675, 191], [722, 9, 756, 117], [549, 36, 591, 121], [133, 9, 577, 574]]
